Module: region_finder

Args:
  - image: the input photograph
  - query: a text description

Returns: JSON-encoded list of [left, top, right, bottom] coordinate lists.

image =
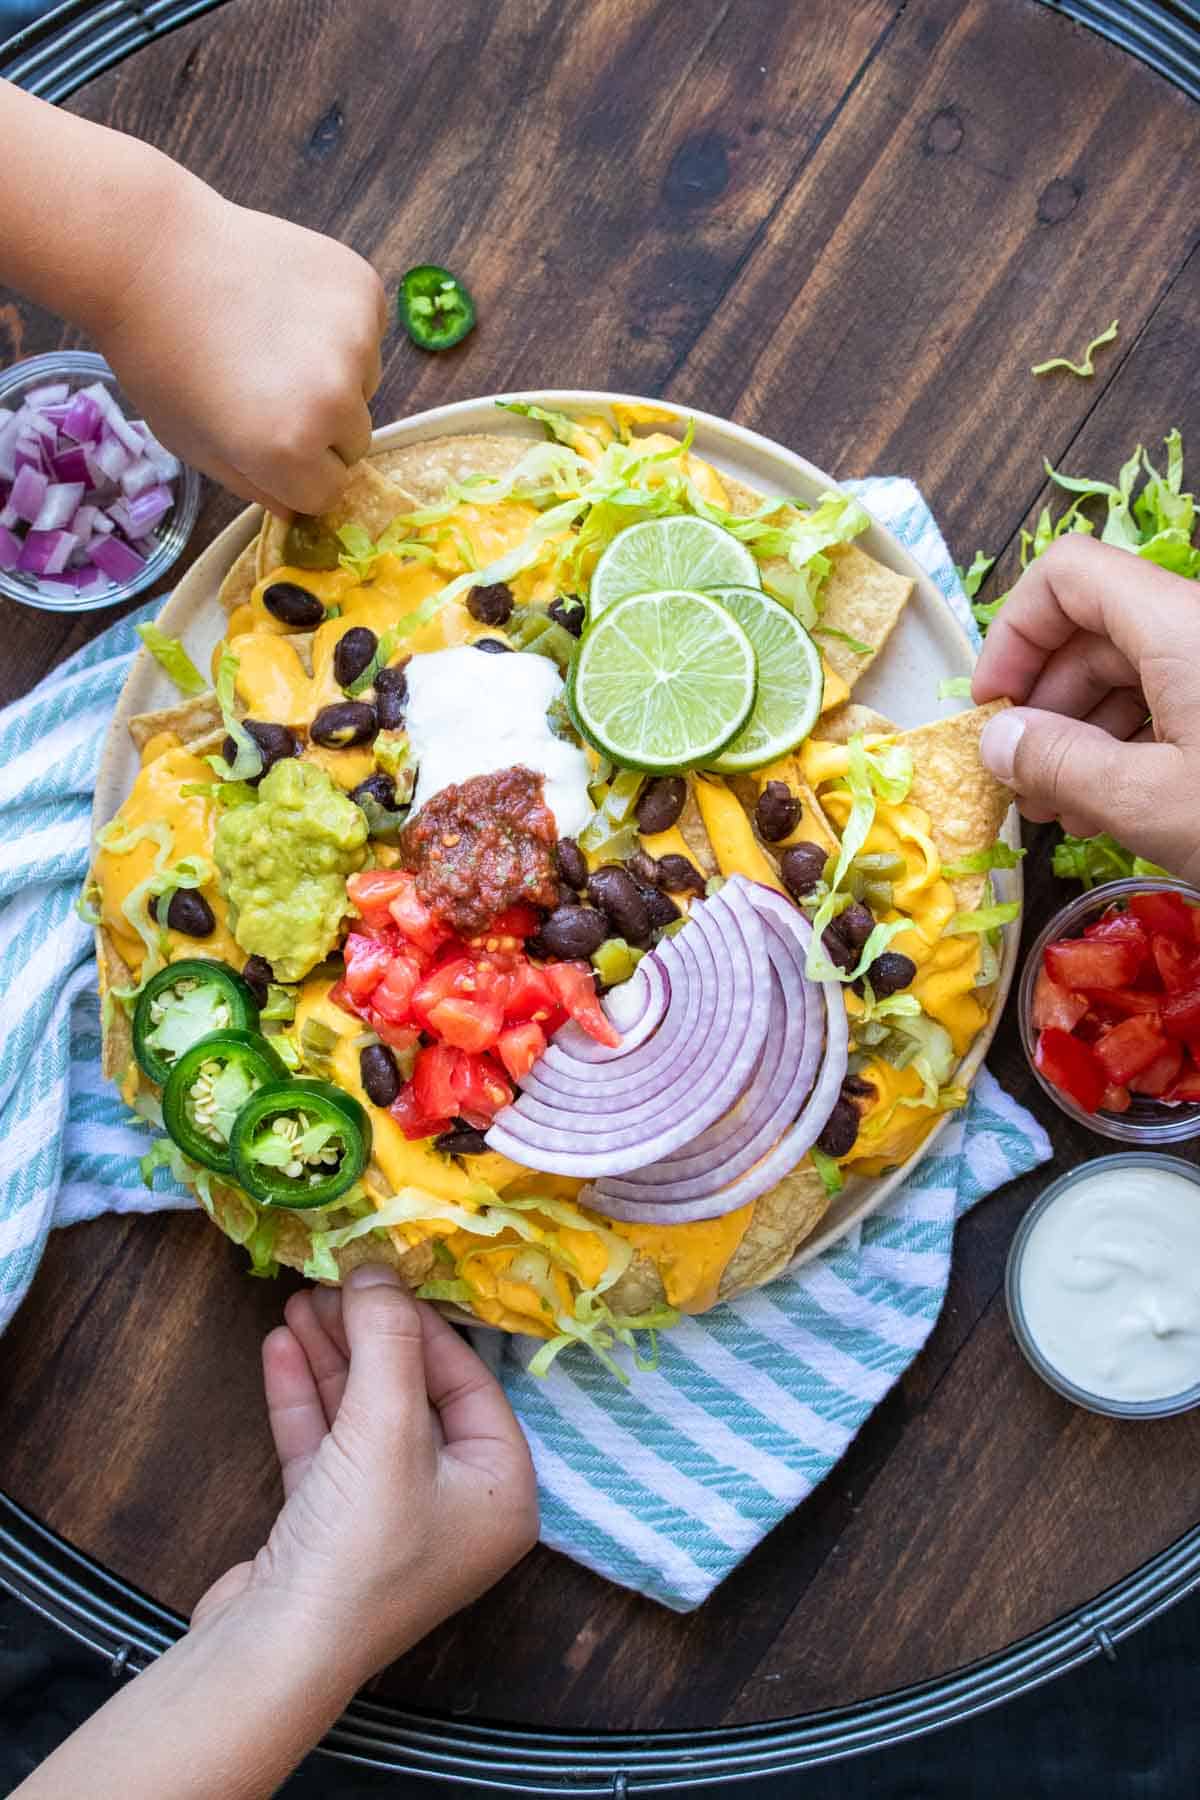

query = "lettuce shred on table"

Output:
[[135, 623, 209, 697]]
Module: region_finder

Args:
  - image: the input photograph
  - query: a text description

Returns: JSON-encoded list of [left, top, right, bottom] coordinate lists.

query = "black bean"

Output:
[[262, 581, 325, 627], [838, 901, 876, 952], [373, 662, 408, 731], [627, 850, 662, 889], [223, 719, 299, 781], [350, 772, 397, 811], [868, 951, 918, 997], [309, 700, 378, 748], [242, 955, 273, 1006], [163, 889, 215, 938], [468, 581, 514, 626], [656, 853, 706, 898], [556, 837, 587, 889], [780, 841, 828, 899], [537, 904, 609, 960], [587, 865, 652, 947], [359, 1042, 401, 1108], [472, 636, 513, 654], [640, 885, 680, 930], [548, 595, 585, 638], [557, 882, 579, 907], [635, 776, 686, 835], [821, 923, 856, 972], [435, 1122, 489, 1158], [755, 780, 802, 843], [816, 1097, 859, 1159], [333, 626, 378, 690], [842, 1073, 877, 1101]]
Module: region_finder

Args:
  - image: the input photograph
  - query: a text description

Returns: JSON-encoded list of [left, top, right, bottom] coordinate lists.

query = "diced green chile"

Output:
[[162, 1028, 288, 1173], [398, 265, 476, 351], [283, 518, 341, 570], [133, 959, 260, 1085], [230, 1078, 371, 1208]]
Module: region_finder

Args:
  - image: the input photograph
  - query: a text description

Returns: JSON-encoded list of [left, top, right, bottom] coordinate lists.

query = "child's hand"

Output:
[[93, 181, 387, 518], [973, 535, 1200, 885], [193, 1266, 538, 1685]]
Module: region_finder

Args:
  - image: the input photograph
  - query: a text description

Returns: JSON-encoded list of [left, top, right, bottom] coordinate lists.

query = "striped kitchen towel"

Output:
[[0, 477, 1051, 1610]]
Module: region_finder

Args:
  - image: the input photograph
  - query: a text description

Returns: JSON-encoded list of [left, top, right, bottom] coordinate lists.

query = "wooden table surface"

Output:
[[2, 0, 1199, 1737]]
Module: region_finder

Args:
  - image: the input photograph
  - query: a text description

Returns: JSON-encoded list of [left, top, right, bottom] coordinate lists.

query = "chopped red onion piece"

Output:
[[61, 389, 103, 444], [90, 534, 146, 583], [122, 484, 172, 535], [19, 529, 78, 575], [133, 425, 180, 481], [0, 525, 20, 570], [22, 408, 56, 443], [68, 503, 98, 541], [10, 464, 47, 524], [91, 433, 132, 483], [52, 445, 89, 483], [83, 382, 143, 456], [0, 412, 20, 482], [32, 482, 85, 532], [13, 436, 45, 477], [119, 456, 159, 499], [87, 510, 115, 535], [25, 382, 69, 407]]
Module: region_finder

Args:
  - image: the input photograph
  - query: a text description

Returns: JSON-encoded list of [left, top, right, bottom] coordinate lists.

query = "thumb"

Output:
[[340, 1263, 429, 1446], [980, 705, 1181, 850]]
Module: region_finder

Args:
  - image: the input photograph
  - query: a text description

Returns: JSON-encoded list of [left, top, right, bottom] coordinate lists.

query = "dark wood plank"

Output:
[[0, 0, 1198, 1740]]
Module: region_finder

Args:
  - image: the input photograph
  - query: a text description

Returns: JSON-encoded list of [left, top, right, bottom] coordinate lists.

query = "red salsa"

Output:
[[400, 765, 559, 936]]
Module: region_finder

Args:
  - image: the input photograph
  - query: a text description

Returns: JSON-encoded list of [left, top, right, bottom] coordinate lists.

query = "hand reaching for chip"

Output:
[[972, 535, 1200, 885]]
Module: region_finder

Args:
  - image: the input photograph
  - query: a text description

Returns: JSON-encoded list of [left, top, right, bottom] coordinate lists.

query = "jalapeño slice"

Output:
[[133, 960, 260, 1087], [229, 1079, 371, 1209], [397, 265, 476, 351], [283, 515, 341, 571], [162, 1029, 288, 1174]]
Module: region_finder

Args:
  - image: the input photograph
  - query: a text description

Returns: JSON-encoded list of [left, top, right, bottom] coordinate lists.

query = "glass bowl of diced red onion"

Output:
[[0, 350, 200, 612]]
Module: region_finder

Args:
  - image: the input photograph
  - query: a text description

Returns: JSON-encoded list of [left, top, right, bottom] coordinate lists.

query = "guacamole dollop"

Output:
[[214, 760, 367, 982]]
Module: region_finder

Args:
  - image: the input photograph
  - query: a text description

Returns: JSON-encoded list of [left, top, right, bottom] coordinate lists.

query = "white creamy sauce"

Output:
[[1018, 1164, 1200, 1401], [404, 645, 592, 837]]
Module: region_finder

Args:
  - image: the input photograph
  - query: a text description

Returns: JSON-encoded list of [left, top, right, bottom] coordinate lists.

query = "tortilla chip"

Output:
[[606, 1251, 668, 1317], [218, 541, 258, 615], [891, 700, 1014, 911], [718, 1166, 830, 1300], [370, 432, 529, 504], [816, 702, 896, 743], [96, 926, 134, 1081], [209, 1184, 435, 1286], [127, 693, 222, 754], [258, 458, 415, 582], [818, 544, 914, 687]]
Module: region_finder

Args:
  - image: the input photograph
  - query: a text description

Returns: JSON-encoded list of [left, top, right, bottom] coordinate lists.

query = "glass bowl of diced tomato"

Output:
[[1019, 878, 1200, 1142]]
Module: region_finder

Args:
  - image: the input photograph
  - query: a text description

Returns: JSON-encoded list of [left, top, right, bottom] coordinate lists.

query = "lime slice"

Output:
[[570, 588, 757, 772], [589, 516, 759, 617], [706, 585, 825, 772]]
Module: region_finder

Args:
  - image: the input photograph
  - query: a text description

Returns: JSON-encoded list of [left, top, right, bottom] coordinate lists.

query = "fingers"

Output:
[[979, 705, 1187, 863], [418, 1302, 527, 1455], [1085, 689, 1149, 741], [330, 392, 375, 470], [262, 1325, 329, 1497], [1021, 630, 1140, 720], [284, 1289, 350, 1425], [340, 1264, 430, 1447]]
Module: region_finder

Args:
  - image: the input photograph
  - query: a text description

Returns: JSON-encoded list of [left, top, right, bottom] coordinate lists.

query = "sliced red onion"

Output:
[[32, 482, 85, 532]]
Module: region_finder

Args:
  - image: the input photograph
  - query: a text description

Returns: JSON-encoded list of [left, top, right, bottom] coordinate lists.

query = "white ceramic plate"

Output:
[[94, 390, 1020, 1268]]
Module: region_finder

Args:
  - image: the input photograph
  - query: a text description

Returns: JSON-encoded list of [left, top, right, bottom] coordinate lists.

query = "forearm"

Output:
[[0, 78, 206, 337], [13, 1595, 357, 1800]]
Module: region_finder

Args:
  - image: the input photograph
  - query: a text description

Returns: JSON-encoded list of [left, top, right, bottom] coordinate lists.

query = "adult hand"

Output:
[[194, 1266, 538, 1684], [972, 535, 1200, 885], [94, 182, 387, 517]]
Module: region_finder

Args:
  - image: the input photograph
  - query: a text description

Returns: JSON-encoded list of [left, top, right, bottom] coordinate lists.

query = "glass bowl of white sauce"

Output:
[[1006, 1153, 1200, 1417]]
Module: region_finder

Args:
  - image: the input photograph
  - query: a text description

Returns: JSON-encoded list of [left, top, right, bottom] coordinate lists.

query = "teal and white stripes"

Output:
[[0, 480, 1051, 1612]]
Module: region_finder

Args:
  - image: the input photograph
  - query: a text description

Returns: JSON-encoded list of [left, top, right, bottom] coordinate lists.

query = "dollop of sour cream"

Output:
[[404, 645, 592, 837], [1018, 1163, 1200, 1402]]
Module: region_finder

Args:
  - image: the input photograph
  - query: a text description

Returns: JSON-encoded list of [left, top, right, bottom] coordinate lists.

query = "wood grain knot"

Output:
[[663, 130, 730, 207], [923, 107, 964, 156], [1037, 176, 1083, 225], [307, 102, 345, 160]]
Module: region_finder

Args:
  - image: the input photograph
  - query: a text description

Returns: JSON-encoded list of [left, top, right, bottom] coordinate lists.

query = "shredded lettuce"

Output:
[[179, 779, 256, 808], [302, 1235, 340, 1282], [805, 736, 914, 983], [336, 520, 435, 583], [813, 624, 873, 656], [854, 985, 922, 1028], [244, 1213, 280, 1279], [136, 622, 208, 697], [937, 676, 973, 700], [942, 838, 1025, 877], [76, 879, 102, 925], [415, 1278, 475, 1306], [1031, 318, 1118, 379], [956, 551, 995, 599], [946, 900, 1021, 936], [876, 1013, 957, 1109], [206, 645, 263, 782], [1052, 832, 1169, 889], [810, 1148, 844, 1197]]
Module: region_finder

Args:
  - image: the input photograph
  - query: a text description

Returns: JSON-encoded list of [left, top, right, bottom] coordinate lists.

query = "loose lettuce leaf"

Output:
[[946, 900, 1021, 936], [956, 551, 995, 600], [1030, 317, 1118, 378], [810, 1148, 844, 1197], [206, 645, 263, 783], [1052, 832, 1169, 889], [136, 623, 208, 697], [942, 838, 1025, 877], [937, 676, 973, 700]]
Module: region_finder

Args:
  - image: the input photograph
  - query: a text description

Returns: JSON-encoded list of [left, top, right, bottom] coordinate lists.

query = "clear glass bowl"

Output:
[[0, 350, 201, 613], [1006, 1153, 1200, 1418], [1018, 876, 1200, 1145]]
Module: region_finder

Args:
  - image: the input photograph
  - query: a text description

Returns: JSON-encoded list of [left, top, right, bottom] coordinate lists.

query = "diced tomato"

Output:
[[426, 995, 506, 1053], [327, 978, 362, 1020], [544, 961, 620, 1048], [487, 903, 541, 940], [1161, 985, 1200, 1043], [1129, 890, 1197, 944], [1083, 910, 1150, 955], [1093, 1015, 1168, 1085], [412, 1044, 460, 1121], [1166, 1051, 1200, 1103], [496, 1020, 547, 1082], [1151, 934, 1196, 993], [1031, 968, 1088, 1033], [370, 948, 425, 1024], [500, 959, 563, 1027], [1035, 1027, 1107, 1113], [389, 1083, 449, 1141], [1101, 1084, 1132, 1114], [1130, 1041, 1183, 1098], [1073, 1010, 1106, 1043], [347, 869, 412, 931], [343, 931, 397, 1004], [385, 873, 454, 957], [367, 1013, 420, 1055], [450, 1049, 512, 1119], [1044, 938, 1145, 992], [1090, 987, 1163, 1019], [412, 957, 479, 1027]]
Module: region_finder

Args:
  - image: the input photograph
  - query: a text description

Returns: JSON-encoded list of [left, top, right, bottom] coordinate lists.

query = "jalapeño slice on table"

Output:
[[397, 265, 476, 351], [162, 1029, 289, 1174], [229, 1078, 371, 1208], [133, 959, 261, 1086]]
